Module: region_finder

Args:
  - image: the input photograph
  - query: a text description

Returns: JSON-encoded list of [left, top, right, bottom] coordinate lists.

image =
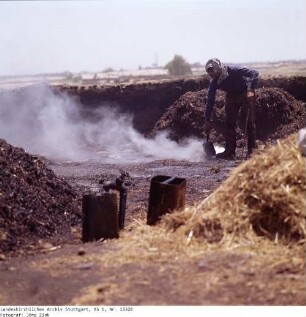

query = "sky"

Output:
[[0, 0, 305, 76]]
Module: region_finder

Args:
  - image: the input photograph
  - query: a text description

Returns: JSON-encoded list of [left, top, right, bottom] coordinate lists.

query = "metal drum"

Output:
[[147, 175, 186, 225], [82, 193, 119, 242]]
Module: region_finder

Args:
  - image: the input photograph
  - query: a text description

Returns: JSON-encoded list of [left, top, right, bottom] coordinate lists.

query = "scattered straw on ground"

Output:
[[69, 219, 305, 305], [46, 133, 306, 305], [4, 134, 305, 305], [162, 133, 306, 245]]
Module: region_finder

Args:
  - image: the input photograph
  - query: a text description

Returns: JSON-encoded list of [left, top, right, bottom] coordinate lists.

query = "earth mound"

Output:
[[0, 139, 81, 255], [151, 88, 305, 146]]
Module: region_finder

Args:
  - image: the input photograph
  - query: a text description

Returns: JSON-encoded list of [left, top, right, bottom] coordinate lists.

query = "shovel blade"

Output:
[[203, 141, 216, 158]]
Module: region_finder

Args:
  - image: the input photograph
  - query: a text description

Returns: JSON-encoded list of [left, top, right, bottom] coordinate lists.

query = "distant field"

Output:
[[0, 60, 305, 91], [245, 60, 306, 76]]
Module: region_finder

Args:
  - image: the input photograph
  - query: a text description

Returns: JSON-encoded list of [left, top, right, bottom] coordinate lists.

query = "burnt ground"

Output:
[[1, 156, 305, 306], [0, 76, 305, 306]]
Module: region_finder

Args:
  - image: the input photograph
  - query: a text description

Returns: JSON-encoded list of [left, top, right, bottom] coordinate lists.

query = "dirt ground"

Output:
[[0, 75, 305, 306], [0, 155, 305, 305]]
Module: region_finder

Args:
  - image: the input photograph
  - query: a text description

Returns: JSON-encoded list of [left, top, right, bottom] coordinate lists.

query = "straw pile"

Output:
[[162, 134, 306, 244]]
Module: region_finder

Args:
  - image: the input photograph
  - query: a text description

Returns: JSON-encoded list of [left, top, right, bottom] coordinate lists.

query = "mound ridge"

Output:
[[0, 139, 81, 254]]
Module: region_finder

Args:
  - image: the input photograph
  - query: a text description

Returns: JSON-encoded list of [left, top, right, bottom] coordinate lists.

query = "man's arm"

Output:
[[205, 80, 217, 121], [239, 67, 259, 91]]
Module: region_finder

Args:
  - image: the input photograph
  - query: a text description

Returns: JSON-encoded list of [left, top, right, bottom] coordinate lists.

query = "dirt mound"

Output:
[[150, 89, 224, 141], [163, 134, 306, 244], [151, 88, 305, 146], [259, 75, 306, 102], [0, 139, 81, 255], [60, 77, 208, 135]]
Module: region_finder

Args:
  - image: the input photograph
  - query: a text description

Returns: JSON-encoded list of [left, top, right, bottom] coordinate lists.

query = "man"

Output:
[[204, 58, 259, 159]]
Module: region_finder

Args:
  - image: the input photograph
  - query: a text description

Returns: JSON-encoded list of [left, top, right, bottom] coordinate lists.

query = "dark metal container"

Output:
[[147, 175, 186, 225], [82, 193, 119, 242]]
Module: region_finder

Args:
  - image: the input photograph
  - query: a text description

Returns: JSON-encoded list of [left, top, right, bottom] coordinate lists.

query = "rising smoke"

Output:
[[0, 83, 208, 163]]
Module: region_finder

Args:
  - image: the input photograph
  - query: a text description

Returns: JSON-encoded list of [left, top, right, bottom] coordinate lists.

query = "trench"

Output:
[[57, 75, 306, 136]]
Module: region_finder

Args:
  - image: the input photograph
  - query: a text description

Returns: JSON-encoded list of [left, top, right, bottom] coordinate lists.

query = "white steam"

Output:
[[0, 84, 209, 163]]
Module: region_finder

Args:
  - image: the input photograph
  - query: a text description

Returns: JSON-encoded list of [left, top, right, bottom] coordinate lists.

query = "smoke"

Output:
[[0, 84, 212, 163]]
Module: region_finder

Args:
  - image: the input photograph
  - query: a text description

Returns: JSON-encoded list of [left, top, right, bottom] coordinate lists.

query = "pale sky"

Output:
[[0, 0, 305, 76]]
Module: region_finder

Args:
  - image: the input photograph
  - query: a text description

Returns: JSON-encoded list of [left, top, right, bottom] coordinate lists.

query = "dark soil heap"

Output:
[[0, 139, 81, 255], [151, 87, 305, 146]]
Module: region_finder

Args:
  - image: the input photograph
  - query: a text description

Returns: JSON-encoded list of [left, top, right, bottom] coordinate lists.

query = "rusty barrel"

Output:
[[147, 175, 186, 225], [82, 193, 119, 242]]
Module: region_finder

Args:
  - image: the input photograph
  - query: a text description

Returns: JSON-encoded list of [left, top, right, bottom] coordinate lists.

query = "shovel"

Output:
[[203, 131, 216, 158]]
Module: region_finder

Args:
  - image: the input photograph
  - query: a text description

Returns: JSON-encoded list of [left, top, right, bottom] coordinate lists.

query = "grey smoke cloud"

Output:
[[0, 84, 210, 163]]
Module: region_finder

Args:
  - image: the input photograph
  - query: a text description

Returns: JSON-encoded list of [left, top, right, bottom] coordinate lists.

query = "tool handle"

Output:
[[206, 131, 211, 142]]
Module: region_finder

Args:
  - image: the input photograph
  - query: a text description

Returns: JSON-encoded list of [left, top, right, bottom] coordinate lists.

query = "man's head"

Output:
[[205, 58, 223, 80]]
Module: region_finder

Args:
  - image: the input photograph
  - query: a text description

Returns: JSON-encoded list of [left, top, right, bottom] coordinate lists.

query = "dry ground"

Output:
[[0, 155, 305, 305]]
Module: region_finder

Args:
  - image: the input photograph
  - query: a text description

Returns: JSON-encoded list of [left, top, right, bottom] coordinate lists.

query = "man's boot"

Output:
[[216, 130, 236, 159]]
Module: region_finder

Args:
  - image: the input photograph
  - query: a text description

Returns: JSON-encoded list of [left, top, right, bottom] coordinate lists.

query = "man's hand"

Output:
[[247, 90, 256, 104], [204, 120, 214, 133]]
